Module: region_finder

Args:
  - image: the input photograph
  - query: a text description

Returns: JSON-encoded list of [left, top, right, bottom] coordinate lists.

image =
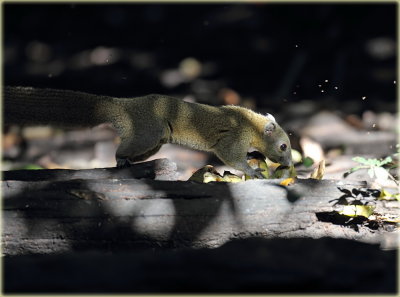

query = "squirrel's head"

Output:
[[262, 115, 292, 167]]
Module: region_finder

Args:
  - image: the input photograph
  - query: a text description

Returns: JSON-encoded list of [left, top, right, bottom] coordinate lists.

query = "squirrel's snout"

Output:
[[279, 155, 292, 167]]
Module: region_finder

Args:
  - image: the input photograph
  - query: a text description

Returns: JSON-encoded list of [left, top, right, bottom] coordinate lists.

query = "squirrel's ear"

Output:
[[264, 122, 276, 136], [265, 113, 276, 122]]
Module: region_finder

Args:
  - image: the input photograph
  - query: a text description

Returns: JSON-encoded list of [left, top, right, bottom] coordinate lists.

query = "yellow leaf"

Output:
[[221, 172, 243, 183], [247, 155, 270, 179], [310, 160, 325, 180], [189, 166, 244, 183], [274, 165, 297, 179], [280, 177, 296, 186], [379, 189, 400, 201], [261, 171, 270, 179], [203, 172, 222, 183], [244, 174, 252, 181], [339, 205, 375, 218], [244, 170, 269, 180], [291, 149, 302, 164], [189, 165, 221, 183], [265, 159, 281, 170]]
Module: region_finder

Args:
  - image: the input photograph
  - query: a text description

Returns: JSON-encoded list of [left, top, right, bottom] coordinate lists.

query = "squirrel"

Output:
[[4, 86, 292, 178]]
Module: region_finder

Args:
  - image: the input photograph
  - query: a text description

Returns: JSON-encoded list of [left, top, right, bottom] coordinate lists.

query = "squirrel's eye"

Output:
[[280, 143, 287, 151]]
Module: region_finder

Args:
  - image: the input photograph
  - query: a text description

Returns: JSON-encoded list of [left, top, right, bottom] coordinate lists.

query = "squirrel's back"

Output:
[[148, 96, 267, 151]]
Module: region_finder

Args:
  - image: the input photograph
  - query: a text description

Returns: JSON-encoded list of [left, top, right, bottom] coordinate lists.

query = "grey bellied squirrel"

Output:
[[4, 86, 292, 178]]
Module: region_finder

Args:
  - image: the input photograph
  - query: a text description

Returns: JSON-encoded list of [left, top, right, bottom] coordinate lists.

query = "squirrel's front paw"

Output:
[[116, 158, 132, 168], [247, 168, 266, 179]]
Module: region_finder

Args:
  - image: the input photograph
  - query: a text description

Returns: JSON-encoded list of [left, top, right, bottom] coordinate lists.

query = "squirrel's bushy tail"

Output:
[[4, 86, 113, 127]]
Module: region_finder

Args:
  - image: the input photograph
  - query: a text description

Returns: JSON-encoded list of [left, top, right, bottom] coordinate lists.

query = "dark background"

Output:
[[3, 3, 397, 114]]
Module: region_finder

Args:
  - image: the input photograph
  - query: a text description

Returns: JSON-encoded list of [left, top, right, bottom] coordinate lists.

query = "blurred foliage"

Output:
[[12, 164, 44, 170], [345, 153, 398, 186]]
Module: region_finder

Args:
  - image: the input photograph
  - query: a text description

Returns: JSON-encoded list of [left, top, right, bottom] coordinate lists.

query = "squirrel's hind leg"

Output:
[[129, 144, 162, 162], [115, 121, 166, 168], [116, 142, 163, 168], [116, 144, 162, 167]]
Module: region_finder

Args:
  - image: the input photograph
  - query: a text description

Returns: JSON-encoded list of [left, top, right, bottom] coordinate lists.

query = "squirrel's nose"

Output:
[[280, 156, 292, 166]]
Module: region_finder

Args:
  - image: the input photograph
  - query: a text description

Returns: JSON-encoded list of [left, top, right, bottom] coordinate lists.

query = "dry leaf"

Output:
[[300, 136, 324, 164], [310, 160, 325, 179]]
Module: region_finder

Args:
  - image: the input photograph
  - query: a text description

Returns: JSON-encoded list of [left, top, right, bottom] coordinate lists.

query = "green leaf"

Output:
[[379, 156, 392, 166], [352, 156, 368, 165], [303, 157, 314, 168], [369, 159, 380, 166]]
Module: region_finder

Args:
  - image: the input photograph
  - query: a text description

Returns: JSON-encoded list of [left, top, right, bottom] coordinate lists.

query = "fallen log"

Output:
[[2, 172, 397, 255]]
